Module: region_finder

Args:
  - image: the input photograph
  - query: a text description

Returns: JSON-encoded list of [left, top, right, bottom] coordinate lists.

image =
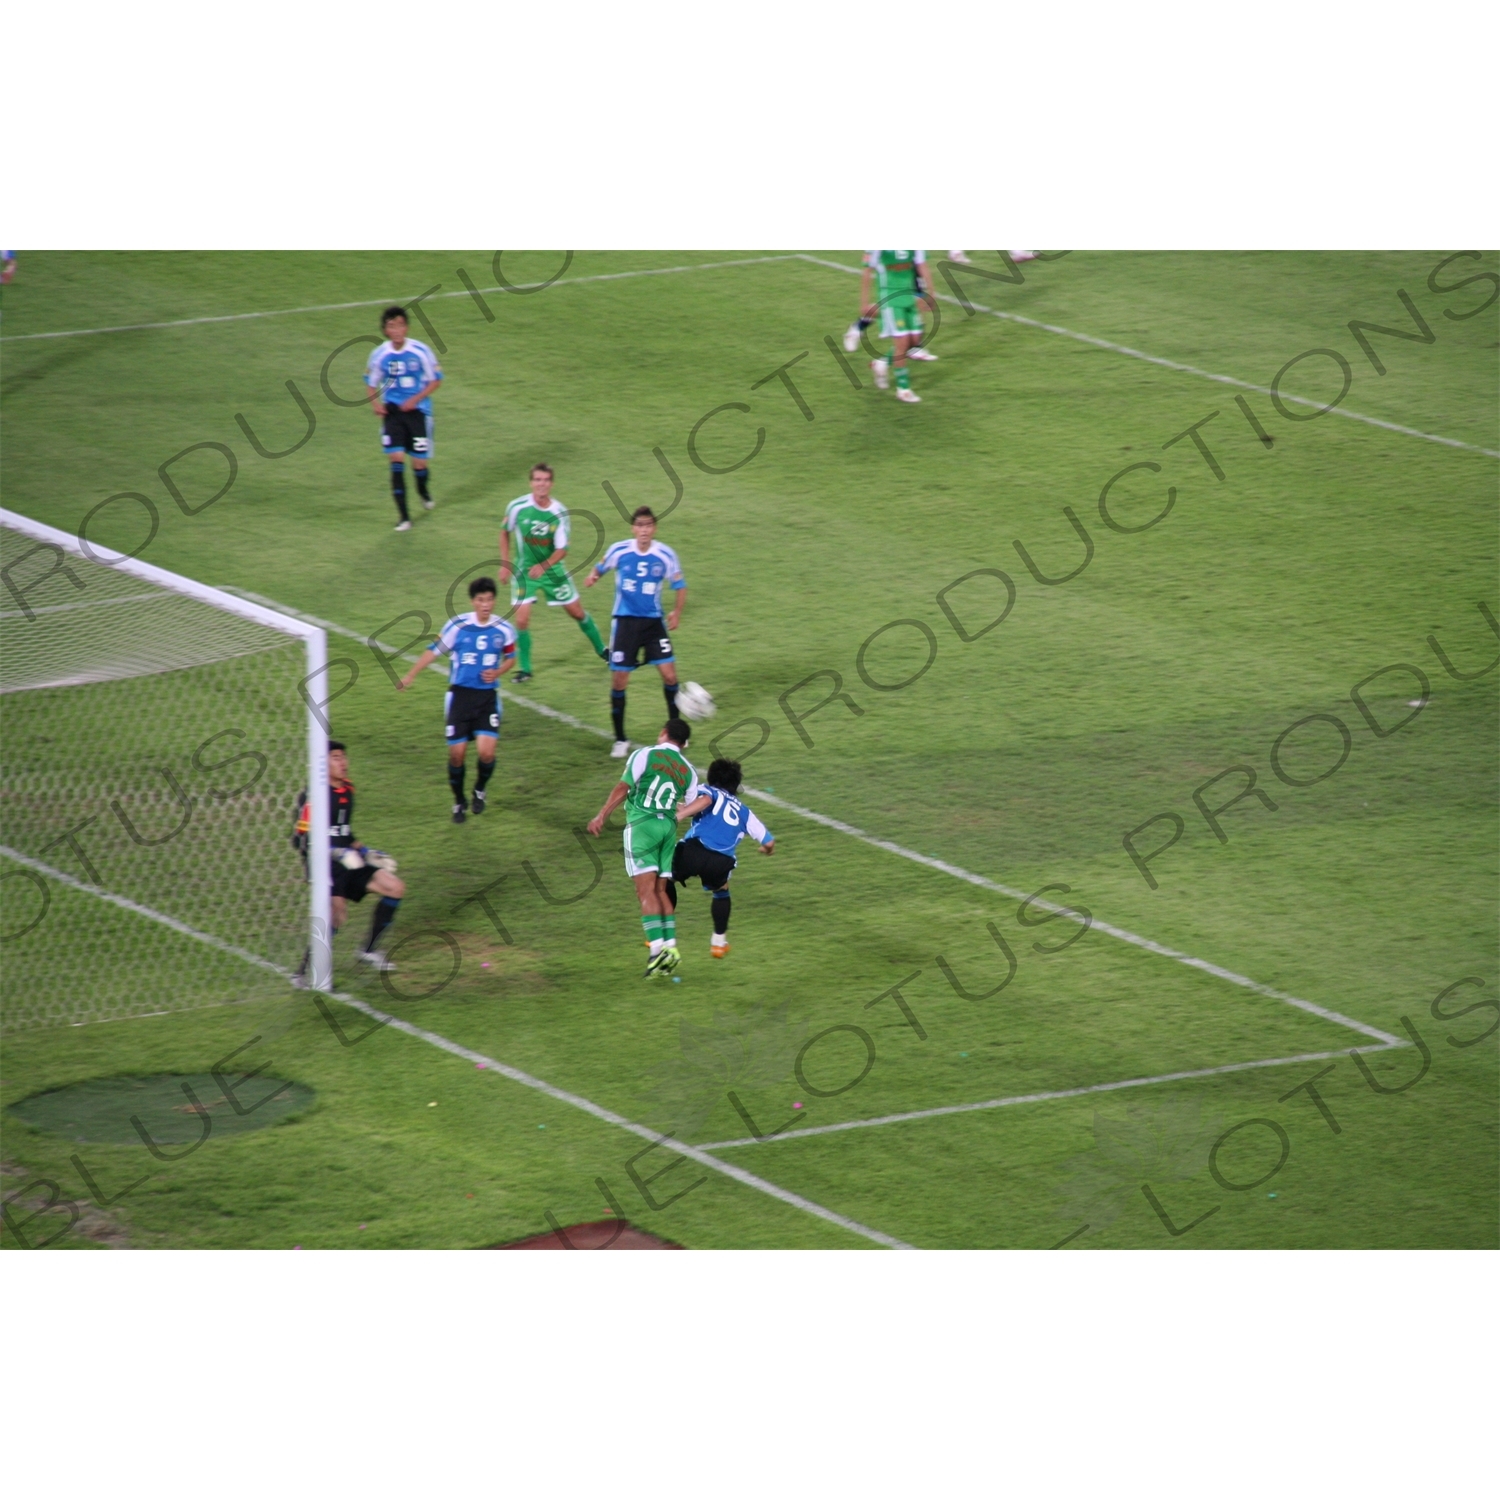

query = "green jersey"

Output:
[[621, 743, 699, 825], [504, 495, 571, 569], [865, 250, 926, 300]]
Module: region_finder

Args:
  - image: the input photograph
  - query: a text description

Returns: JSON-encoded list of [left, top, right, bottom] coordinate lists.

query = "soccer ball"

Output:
[[677, 682, 716, 721]]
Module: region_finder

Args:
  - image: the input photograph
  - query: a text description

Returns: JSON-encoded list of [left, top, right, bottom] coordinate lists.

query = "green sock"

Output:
[[577, 612, 606, 656], [662, 913, 676, 945], [895, 360, 911, 390], [517, 628, 532, 673], [642, 914, 663, 945]]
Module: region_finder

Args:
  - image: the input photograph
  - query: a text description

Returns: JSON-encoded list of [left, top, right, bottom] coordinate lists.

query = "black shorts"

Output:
[[331, 860, 378, 902], [445, 686, 500, 744], [381, 405, 434, 459], [672, 838, 736, 891], [609, 614, 673, 672]]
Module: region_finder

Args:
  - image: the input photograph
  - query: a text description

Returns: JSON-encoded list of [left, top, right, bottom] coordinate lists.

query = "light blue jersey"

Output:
[[682, 788, 772, 860], [433, 613, 516, 689], [594, 539, 684, 619], [366, 338, 443, 413]]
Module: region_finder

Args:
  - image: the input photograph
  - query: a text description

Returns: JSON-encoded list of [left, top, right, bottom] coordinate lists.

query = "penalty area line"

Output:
[[0, 846, 910, 1249], [797, 254, 1499, 459], [0, 256, 803, 343]]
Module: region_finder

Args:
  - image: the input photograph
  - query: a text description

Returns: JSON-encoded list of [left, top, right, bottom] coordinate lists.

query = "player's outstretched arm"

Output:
[[587, 781, 630, 837], [667, 584, 685, 632], [397, 648, 440, 689], [676, 793, 712, 822], [860, 262, 875, 318]]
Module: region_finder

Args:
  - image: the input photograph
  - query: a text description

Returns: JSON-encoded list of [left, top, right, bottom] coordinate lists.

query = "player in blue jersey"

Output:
[[367, 306, 443, 531], [398, 577, 516, 823], [667, 758, 774, 959], [584, 505, 687, 758]]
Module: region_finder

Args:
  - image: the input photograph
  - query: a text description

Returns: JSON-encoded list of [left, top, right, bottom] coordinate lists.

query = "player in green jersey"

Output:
[[587, 717, 699, 976], [499, 463, 608, 681], [858, 250, 936, 404]]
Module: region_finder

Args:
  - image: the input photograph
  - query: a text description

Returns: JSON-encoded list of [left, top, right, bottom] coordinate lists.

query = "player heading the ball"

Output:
[[587, 718, 699, 978], [499, 463, 608, 681], [367, 306, 443, 531], [398, 577, 517, 824], [585, 506, 687, 759]]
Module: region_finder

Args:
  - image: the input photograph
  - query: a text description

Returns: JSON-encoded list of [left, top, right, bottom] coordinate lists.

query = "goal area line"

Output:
[[217, 590, 1415, 1169], [222, 586, 1406, 1056], [0, 584, 1407, 1252], [0, 835, 1399, 1250], [695, 1041, 1403, 1153], [0, 843, 910, 1250]]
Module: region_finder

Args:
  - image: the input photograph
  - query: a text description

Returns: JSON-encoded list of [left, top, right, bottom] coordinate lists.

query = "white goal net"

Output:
[[0, 510, 332, 1032]]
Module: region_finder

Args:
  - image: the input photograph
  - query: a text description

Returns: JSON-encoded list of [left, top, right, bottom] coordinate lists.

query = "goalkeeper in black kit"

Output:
[[290, 740, 407, 983]]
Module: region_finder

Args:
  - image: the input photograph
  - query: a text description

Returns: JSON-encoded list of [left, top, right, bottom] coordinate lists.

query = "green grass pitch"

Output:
[[1, 249, 1495, 1249]]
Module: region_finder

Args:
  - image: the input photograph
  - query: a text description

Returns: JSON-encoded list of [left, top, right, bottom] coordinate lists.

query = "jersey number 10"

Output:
[[642, 774, 678, 810]]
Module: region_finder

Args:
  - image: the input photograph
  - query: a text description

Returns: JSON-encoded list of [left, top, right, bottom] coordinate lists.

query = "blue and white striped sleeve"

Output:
[[595, 541, 626, 576], [415, 341, 442, 385], [664, 544, 685, 589], [365, 344, 386, 390], [433, 616, 464, 654]]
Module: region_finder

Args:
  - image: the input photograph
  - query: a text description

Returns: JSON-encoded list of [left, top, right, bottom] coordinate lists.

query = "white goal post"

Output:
[[0, 507, 334, 1018]]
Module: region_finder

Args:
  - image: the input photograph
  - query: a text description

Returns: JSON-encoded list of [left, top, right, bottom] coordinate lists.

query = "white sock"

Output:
[[665, 937, 678, 949], [712, 933, 726, 946], [649, 939, 664, 956]]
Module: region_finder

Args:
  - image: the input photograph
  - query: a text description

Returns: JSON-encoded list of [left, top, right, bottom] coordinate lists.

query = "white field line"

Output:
[[0, 844, 294, 979], [222, 587, 1407, 1055], [727, 791, 1404, 1048], [325, 991, 914, 1249], [0, 843, 908, 1249], [221, 587, 615, 741], [696, 1042, 1402, 1152], [0, 591, 168, 620], [0, 256, 803, 343], [798, 254, 1500, 459]]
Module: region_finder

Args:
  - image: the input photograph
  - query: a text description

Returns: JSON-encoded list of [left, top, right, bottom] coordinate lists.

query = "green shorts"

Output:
[[624, 816, 678, 877], [879, 296, 923, 340], [511, 562, 580, 608]]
